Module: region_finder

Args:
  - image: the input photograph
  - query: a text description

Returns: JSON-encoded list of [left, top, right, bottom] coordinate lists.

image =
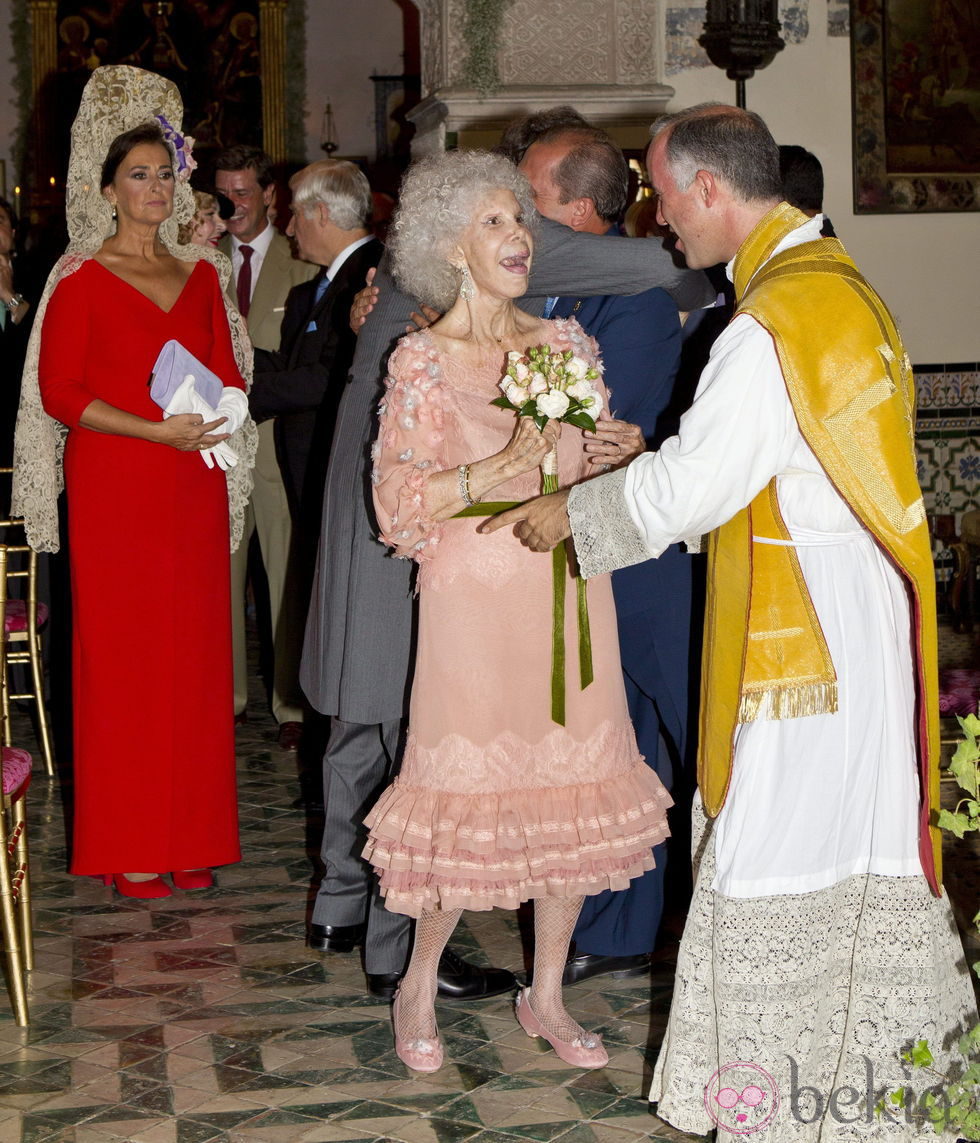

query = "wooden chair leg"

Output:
[[26, 635, 54, 778]]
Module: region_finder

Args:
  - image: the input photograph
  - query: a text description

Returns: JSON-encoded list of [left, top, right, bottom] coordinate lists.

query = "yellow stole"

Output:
[[698, 203, 941, 893]]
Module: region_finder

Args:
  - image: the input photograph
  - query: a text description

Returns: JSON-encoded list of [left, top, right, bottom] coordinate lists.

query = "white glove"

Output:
[[201, 441, 239, 470], [163, 375, 242, 470], [162, 374, 207, 419], [215, 386, 249, 437]]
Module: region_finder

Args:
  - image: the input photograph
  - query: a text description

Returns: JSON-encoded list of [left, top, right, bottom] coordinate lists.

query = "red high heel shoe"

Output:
[[172, 869, 213, 890], [101, 874, 171, 899], [515, 989, 608, 1069]]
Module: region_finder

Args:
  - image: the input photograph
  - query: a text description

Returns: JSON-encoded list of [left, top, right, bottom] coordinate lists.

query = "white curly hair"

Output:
[[389, 150, 538, 311]]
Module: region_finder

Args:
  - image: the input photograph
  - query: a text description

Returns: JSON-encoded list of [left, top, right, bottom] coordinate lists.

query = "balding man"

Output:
[[488, 103, 975, 1137], [518, 124, 692, 987]]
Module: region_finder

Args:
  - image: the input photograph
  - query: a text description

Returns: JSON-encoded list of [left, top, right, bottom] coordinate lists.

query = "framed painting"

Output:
[[850, 0, 979, 212]]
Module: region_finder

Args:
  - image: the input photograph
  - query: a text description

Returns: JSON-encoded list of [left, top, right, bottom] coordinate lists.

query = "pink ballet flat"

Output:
[[515, 988, 608, 1069], [392, 987, 443, 1073], [172, 869, 213, 890]]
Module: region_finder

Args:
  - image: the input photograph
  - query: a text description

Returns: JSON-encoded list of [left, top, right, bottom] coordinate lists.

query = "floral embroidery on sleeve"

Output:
[[372, 332, 451, 561]]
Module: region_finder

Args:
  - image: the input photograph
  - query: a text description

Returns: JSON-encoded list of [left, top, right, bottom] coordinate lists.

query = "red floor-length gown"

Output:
[[39, 258, 243, 874]]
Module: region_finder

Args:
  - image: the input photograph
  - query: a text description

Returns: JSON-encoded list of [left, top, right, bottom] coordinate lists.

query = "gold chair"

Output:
[[0, 543, 34, 1026], [0, 469, 54, 777]]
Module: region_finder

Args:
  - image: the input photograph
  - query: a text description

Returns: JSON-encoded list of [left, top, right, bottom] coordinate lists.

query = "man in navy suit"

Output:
[[519, 124, 694, 984], [250, 160, 383, 533]]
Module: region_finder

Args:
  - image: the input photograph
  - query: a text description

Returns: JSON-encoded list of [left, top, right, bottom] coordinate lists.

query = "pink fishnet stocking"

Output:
[[393, 907, 462, 1043], [527, 896, 595, 1045]]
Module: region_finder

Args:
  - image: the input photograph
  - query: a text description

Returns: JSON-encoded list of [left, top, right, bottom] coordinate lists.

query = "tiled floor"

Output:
[[0, 696, 704, 1143], [1, 638, 978, 1143]]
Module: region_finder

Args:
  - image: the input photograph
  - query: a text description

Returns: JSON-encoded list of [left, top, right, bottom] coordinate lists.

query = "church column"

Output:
[[258, 0, 288, 163], [28, 0, 58, 196]]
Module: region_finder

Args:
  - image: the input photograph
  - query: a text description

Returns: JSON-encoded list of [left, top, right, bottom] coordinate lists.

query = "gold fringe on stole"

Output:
[[737, 480, 838, 722], [738, 680, 839, 724]]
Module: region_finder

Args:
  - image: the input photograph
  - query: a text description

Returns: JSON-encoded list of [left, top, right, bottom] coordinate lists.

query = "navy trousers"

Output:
[[572, 549, 691, 956]]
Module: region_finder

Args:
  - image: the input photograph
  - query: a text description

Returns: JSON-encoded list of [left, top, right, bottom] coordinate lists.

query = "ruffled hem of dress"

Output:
[[363, 760, 672, 916]]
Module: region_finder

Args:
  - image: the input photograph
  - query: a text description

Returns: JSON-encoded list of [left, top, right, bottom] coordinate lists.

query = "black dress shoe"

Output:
[[367, 971, 402, 1000], [277, 721, 303, 751], [562, 951, 652, 986], [365, 948, 518, 1002], [308, 922, 366, 953], [436, 947, 517, 1000]]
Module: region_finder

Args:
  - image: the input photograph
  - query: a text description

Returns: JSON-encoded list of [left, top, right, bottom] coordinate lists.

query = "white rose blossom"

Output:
[[582, 389, 604, 417], [512, 361, 531, 382], [528, 371, 548, 395], [565, 356, 589, 380], [504, 381, 530, 406], [566, 379, 594, 401], [536, 389, 571, 419]]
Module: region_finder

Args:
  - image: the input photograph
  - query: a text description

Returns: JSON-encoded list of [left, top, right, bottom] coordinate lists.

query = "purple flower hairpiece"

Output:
[[154, 114, 197, 181]]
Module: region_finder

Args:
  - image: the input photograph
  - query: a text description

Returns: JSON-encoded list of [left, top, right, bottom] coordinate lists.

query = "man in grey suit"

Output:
[[300, 147, 716, 999]]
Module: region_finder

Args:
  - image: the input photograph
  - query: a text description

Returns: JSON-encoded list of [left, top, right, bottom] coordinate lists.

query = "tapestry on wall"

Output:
[[851, 0, 979, 212], [52, 0, 262, 175]]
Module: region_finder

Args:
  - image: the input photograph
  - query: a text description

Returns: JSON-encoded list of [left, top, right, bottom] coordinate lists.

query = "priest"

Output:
[[485, 103, 977, 1139]]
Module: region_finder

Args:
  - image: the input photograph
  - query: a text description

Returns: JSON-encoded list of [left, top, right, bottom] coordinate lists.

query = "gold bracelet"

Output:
[[457, 463, 480, 506]]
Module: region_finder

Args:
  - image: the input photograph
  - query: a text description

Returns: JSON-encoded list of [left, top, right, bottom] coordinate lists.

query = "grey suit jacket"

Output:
[[299, 219, 714, 724]]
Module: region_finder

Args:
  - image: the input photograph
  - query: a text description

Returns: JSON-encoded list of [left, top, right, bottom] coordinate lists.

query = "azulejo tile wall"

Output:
[[915, 362, 980, 526]]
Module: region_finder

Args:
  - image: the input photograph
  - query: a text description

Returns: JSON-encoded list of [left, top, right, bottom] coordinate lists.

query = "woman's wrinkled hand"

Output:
[[584, 418, 644, 467], [156, 413, 230, 452], [499, 415, 561, 478]]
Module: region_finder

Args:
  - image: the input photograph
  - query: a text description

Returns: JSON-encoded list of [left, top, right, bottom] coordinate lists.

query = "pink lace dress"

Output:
[[363, 319, 671, 916]]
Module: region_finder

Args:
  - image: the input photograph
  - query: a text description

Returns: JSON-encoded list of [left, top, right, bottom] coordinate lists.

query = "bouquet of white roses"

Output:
[[492, 344, 602, 493]]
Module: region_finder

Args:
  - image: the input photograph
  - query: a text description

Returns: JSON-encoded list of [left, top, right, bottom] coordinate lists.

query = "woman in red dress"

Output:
[[17, 67, 253, 898]]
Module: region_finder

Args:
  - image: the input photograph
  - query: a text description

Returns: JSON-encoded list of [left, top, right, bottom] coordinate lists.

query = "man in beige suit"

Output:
[[216, 145, 316, 749]]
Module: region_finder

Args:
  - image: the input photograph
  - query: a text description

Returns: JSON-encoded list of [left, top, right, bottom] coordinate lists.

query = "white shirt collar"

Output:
[[726, 213, 825, 284], [325, 235, 373, 282], [232, 220, 275, 258]]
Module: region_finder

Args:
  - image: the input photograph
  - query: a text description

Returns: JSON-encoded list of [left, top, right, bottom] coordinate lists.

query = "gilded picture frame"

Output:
[[850, 0, 979, 213]]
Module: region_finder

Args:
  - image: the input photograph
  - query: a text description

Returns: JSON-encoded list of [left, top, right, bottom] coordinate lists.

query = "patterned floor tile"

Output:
[[2, 624, 975, 1143]]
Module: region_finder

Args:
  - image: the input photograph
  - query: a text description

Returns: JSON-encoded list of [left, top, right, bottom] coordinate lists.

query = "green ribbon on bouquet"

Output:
[[453, 501, 593, 726]]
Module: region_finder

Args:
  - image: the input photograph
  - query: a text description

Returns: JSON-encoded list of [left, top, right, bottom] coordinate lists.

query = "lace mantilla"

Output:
[[649, 802, 977, 1140], [12, 66, 255, 553]]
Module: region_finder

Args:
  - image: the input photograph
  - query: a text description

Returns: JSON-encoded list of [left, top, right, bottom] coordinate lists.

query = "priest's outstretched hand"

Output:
[[479, 490, 573, 553]]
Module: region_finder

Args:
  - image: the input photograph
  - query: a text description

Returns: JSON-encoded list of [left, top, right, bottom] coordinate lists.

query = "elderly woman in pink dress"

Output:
[[363, 150, 671, 1073]]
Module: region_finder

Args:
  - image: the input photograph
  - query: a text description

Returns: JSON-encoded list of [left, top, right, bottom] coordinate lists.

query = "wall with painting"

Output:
[[0, 0, 976, 367], [663, 0, 978, 365]]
